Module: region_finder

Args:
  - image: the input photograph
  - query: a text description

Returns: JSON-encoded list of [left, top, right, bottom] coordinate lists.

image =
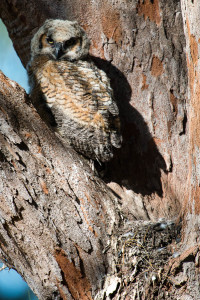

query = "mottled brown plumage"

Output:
[[27, 19, 122, 162]]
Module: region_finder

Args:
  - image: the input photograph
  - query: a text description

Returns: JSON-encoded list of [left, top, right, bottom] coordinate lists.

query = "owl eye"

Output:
[[63, 37, 78, 49], [46, 37, 54, 45]]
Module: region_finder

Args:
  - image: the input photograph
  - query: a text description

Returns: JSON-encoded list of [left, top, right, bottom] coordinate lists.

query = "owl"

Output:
[[27, 19, 122, 162]]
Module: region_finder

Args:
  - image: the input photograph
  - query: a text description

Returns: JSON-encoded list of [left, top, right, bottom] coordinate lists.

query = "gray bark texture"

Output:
[[0, 0, 199, 299]]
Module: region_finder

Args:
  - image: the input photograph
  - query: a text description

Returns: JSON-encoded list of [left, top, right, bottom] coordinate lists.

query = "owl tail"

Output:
[[111, 132, 122, 149]]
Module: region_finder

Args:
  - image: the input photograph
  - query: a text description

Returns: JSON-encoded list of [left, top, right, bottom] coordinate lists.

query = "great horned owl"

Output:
[[27, 19, 122, 162]]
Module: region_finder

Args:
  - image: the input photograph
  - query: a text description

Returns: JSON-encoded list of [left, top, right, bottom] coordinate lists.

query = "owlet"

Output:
[[27, 19, 122, 162]]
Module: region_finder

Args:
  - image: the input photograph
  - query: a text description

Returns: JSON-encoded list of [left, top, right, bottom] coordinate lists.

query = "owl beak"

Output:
[[54, 42, 63, 59]]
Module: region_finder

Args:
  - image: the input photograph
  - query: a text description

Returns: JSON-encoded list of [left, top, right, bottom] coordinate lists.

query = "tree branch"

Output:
[[0, 71, 120, 299]]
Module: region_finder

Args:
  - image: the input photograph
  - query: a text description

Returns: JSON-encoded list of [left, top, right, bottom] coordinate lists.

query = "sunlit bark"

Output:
[[0, 0, 199, 299]]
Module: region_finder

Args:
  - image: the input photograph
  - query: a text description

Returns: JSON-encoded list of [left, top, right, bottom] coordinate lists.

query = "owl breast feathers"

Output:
[[27, 19, 122, 162]]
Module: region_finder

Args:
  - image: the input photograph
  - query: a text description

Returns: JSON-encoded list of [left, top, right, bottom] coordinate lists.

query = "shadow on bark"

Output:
[[92, 57, 167, 197]]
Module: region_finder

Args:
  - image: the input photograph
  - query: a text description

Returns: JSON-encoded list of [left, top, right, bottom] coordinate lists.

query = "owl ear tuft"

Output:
[[71, 21, 79, 25]]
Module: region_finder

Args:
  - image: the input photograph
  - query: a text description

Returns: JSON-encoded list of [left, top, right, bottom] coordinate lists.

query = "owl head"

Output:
[[30, 19, 90, 62]]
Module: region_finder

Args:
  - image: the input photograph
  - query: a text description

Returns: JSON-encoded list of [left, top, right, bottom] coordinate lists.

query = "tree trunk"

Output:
[[0, 71, 121, 299], [0, 0, 199, 299]]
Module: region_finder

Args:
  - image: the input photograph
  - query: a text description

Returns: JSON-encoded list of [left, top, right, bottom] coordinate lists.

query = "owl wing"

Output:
[[36, 59, 122, 161]]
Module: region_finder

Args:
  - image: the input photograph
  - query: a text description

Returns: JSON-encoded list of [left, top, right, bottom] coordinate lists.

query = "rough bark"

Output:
[[0, 0, 187, 219], [0, 71, 121, 299], [0, 0, 199, 299]]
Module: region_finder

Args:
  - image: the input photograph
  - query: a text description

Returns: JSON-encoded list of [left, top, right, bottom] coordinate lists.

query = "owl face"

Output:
[[30, 19, 90, 61]]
